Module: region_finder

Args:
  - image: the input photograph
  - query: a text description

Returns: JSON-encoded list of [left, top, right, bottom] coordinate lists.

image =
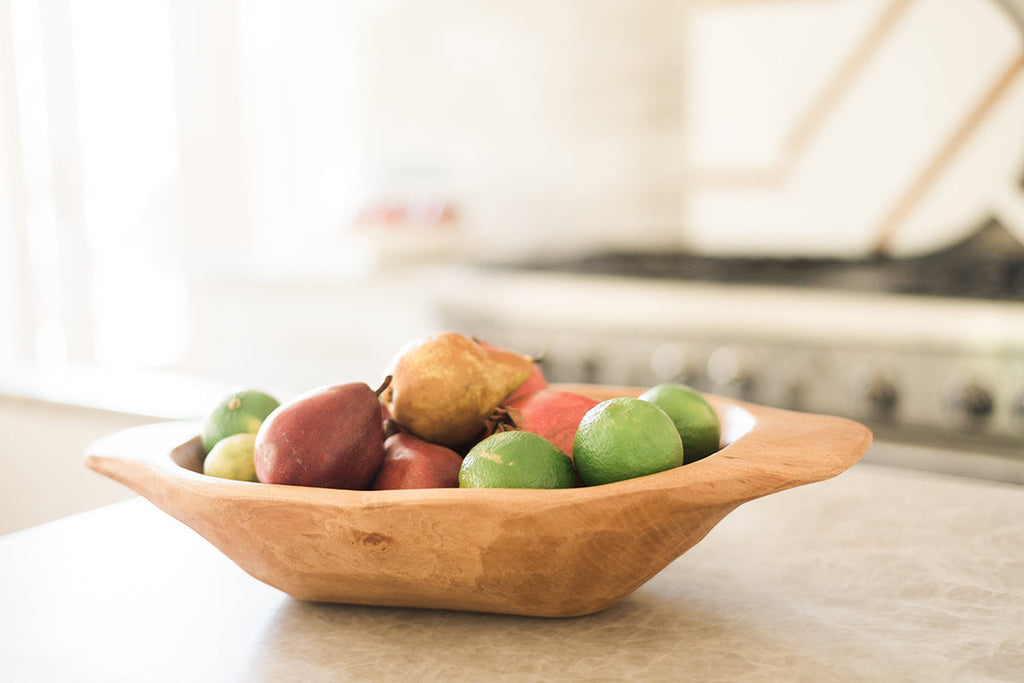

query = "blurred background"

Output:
[[2, 0, 1023, 533]]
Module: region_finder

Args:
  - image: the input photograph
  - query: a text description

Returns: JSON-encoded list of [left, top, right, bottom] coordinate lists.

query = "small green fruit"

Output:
[[203, 432, 259, 482], [459, 431, 575, 489], [573, 397, 684, 486], [201, 389, 280, 454], [639, 384, 721, 463]]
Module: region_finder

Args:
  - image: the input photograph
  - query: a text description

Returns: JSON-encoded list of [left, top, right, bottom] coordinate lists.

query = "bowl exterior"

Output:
[[153, 438, 737, 617]]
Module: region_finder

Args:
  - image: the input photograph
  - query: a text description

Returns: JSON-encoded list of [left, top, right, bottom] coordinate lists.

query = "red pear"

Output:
[[504, 389, 598, 459], [255, 380, 388, 489], [372, 433, 463, 490]]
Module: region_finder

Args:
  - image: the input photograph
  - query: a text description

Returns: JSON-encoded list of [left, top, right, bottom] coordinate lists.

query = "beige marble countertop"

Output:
[[1, 455, 1022, 682]]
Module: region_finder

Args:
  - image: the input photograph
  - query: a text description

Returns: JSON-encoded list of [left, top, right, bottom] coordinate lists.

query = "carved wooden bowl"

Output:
[[84, 384, 872, 618]]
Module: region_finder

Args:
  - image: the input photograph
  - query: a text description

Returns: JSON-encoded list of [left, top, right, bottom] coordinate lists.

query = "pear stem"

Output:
[[375, 375, 393, 397]]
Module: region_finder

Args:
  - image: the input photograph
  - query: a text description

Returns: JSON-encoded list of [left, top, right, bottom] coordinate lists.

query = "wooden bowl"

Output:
[[84, 384, 872, 618]]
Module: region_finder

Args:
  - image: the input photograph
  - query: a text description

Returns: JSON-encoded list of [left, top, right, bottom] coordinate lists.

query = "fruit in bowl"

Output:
[[383, 332, 537, 449], [573, 397, 685, 487], [459, 431, 576, 490], [83, 331, 873, 617], [201, 389, 279, 455], [84, 382, 871, 617], [254, 379, 391, 490], [372, 433, 463, 491], [210, 332, 730, 493]]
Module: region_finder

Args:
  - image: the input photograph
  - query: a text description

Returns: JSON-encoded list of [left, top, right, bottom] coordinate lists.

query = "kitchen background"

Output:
[[1, 0, 1023, 535]]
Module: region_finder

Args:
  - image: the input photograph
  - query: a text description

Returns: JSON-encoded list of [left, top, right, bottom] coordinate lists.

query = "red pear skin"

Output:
[[505, 389, 598, 460], [255, 382, 385, 489], [372, 433, 463, 490]]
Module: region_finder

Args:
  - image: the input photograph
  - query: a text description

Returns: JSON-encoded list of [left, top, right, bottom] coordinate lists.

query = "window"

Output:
[[0, 0, 368, 377]]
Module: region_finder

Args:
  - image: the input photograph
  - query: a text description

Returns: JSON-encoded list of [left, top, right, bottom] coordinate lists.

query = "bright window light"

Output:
[[69, 0, 188, 369]]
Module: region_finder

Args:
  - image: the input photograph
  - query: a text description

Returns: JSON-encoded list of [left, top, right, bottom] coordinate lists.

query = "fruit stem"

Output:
[[485, 406, 519, 434], [375, 375, 393, 397]]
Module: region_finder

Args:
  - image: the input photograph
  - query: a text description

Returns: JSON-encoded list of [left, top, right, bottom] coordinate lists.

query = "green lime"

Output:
[[573, 397, 683, 486], [639, 384, 721, 463], [201, 389, 280, 454], [459, 431, 575, 489], [203, 432, 259, 482]]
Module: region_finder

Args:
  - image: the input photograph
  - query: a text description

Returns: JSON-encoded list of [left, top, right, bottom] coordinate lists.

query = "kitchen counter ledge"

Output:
[[1, 459, 1021, 682]]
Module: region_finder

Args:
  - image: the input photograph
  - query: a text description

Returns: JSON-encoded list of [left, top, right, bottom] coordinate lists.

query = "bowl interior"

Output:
[[170, 437, 205, 473]]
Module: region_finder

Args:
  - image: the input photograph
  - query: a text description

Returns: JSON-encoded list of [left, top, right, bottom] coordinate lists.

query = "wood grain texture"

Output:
[[83, 385, 872, 617]]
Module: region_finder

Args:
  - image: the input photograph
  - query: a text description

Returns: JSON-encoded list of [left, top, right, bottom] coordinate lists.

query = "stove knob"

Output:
[[849, 368, 898, 421], [865, 376, 898, 420], [949, 383, 994, 421], [579, 356, 602, 384]]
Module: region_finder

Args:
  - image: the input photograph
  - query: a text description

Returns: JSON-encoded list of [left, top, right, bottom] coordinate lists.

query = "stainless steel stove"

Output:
[[433, 222, 1024, 483], [522, 221, 1024, 302]]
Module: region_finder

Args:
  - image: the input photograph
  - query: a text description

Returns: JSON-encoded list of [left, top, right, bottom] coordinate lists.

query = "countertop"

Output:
[[1, 457, 1022, 682]]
